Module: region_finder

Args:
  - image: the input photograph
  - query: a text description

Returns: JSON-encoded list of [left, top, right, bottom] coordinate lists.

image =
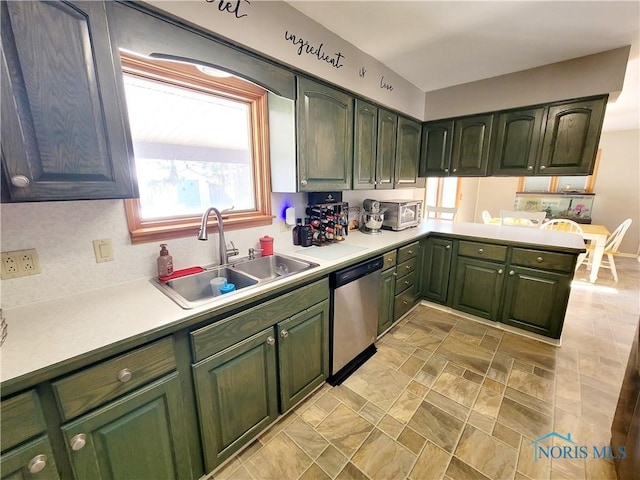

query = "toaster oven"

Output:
[[379, 200, 423, 231]]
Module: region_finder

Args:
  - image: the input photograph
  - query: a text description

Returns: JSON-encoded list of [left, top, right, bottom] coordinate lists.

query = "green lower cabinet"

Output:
[[61, 372, 193, 480], [277, 300, 329, 412], [421, 238, 453, 304], [1, 436, 59, 480], [378, 267, 396, 336], [193, 328, 278, 472], [453, 257, 505, 320], [501, 266, 571, 339]]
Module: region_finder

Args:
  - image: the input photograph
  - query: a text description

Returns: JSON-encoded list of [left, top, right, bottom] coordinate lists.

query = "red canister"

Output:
[[259, 235, 274, 256]]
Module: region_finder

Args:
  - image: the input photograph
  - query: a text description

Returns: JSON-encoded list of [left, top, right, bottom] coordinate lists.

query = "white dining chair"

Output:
[[499, 210, 546, 228], [425, 206, 458, 221], [541, 219, 587, 269], [576, 218, 632, 282], [481, 210, 493, 224]]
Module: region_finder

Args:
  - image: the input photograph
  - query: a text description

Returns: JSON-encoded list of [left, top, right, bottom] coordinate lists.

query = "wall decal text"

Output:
[[205, 0, 251, 19], [284, 31, 345, 69], [359, 67, 367, 78], [380, 75, 394, 91]]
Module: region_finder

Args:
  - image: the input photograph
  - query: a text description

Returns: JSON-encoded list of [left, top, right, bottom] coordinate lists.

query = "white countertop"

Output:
[[0, 220, 585, 388]]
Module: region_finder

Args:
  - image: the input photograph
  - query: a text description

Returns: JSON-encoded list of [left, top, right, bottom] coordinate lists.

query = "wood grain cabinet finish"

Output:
[[451, 114, 494, 176], [375, 109, 398, 189], [394, 242, 420, 321], [378, 266, 396, 336], [394, 116, 423, 188], [0, 1, 137, 201], [490, 107, 545, 176], [419, 120, 454, 177], [296, 77, 353, 191], [1, 436, 60, 480], [453, 257, 505, 321], [538, 96, 607, 175], [420, 237, 454, 305], [61, 373, 193, 480], [353, 99, 379, 189]]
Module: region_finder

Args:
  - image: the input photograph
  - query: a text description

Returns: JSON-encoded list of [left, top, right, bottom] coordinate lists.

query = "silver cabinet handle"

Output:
[[537, 256, 544, 263], [498, 269, 503, 275], [266, 336, 275, 346], [527, 165, 533, 170], [280, 330, 289, 339], [478, 248, 484, 254], [117, 368, 132, 383], [509, 270, 515, 276], [27, 454, 47, 474], [10, 175, 30, 188], [540, 165, 546, 170], [445, 245, 451, 250], [70, 433, 86, 451]]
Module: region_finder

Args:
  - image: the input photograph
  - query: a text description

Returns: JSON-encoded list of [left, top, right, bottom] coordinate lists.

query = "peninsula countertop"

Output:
[[0, 220, 586, 391]]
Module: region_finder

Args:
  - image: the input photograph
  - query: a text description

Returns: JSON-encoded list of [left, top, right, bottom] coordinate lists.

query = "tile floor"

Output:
[[210, 256, 640, 480]]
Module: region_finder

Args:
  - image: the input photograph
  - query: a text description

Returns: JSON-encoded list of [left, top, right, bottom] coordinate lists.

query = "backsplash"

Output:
[[0, 189, 422, 308]]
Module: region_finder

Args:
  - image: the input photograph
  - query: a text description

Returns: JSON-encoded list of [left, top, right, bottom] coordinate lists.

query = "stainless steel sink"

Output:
[[152, 253, 319, 309], [231, 254, 319, 280], [153, 266, 259, 309]]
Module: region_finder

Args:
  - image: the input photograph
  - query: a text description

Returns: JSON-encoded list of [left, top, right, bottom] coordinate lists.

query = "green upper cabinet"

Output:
[[419, 120, 454, 177], [297, 77, 353, 191], [538, 96, 607, 175], [490, 107, 545, 176], [353, 99, 378, 189], [375, 109, 398, 189], [277, 301, 329, 412], [451, 114, 494, 176], [61, 373, 193, 480], [0, 1, 137, 202], [395, 116, 423, 188]]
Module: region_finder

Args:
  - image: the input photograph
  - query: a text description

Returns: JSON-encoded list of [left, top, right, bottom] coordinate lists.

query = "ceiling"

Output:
[[286, 1, 640, 132]]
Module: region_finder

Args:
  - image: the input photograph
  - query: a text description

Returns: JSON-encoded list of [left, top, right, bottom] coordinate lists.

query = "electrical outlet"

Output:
[[280, 220, 290, 233], [1, 249, 41, 279]]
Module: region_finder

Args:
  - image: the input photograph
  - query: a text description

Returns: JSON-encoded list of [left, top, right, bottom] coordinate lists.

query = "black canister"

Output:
[[299, 225, 313, 247]]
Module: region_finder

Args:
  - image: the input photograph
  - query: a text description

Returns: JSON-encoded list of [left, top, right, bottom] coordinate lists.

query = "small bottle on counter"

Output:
[[157, 244, 174, 278], [292, 218, 302, 245]]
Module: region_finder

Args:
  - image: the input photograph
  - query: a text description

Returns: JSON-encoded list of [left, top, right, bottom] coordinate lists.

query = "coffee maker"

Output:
[[360, 199, 385, 234]]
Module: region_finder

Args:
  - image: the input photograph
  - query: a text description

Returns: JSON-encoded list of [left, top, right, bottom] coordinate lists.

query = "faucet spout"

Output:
[[197, 206, 237, 265]]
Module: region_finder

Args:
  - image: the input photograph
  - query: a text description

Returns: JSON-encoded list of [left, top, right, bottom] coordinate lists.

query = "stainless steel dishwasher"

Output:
[[329, 256, 383, 385]]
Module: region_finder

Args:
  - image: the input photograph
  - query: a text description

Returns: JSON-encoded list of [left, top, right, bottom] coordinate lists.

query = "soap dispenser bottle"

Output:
[[157, 244, 174, 278]]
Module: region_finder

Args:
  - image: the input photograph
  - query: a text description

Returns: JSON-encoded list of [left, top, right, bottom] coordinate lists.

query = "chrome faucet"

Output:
[[197, 206, 238, 265]]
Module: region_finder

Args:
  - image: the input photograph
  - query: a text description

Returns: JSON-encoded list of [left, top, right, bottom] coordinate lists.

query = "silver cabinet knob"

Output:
[[10, 175, 30, 188], [407, 250, 414, 254], [444, 168, 449, 173], [478, 248, 484, 254], [403, 300, 409, 305], [27, 454, 47, 474], [540, 165, 546, 170], [70, 433, 87, 451], [498, 269, 503, 275], [392, 272, 398, 277], [404, 280, 410, 285], [266, 336, 275, 346], [452, 168, 457, 173], [406, 265, 411, 270], [445, 245, 451, 250], [301, 179, 308, 186], [280, 330, 289, 339], [509, 270, 515, 276], [537, 256, 544, 263], [117, 368, 132, 383], [527, 165, 534, 170], [387, 257, 394, 262]]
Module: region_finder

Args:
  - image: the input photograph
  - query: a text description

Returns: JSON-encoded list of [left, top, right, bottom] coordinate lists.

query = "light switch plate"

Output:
[[93, 239, 114, 263]]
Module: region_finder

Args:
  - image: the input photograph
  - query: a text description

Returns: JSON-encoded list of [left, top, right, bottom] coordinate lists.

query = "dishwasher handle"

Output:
[[330, 256, 383, 288]]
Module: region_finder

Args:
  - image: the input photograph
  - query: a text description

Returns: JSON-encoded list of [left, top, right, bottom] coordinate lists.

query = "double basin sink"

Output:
[[153, 253, 320, 309]]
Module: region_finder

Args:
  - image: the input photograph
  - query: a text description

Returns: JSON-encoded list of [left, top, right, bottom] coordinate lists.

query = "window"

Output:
[[121, 53, 272, 244], [425, 177, 460, 209], [518, 150, 601, 193]]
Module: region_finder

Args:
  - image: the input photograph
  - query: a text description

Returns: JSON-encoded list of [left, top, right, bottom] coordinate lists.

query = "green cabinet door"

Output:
[[421, 238, 453, 304], [375, 109, 397, 189], [538, 96, 607, 175], [297, 77, 353, 191], [277, 300, 330, 412], [61, 373, 193, 480], [1, 1, 137, 201], [452, 257, 505, 320], [395, 116, 423, 188], [451, 114, 494, 176], [378, 267, 397, 336], [1, 436, 60, 480], [491, 108, 545, 176], [193, 328, 278, 471], [353, 99, 378, 190], [419, 120, 454, 177], [501, 266, 571, 339]]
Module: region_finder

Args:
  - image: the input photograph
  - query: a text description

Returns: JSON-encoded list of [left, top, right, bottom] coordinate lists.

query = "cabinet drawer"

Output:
[[397, 242, 419, 263], [191, 279, 329, 362], [396, 257, 418, 277], [394, 286, 415, 321], [1, 390, 46, 452], [382, 250, 397, 270], [510, 248, 574, 273], [458, 241, 507, 262], [395, 271, 416, 294], [53, 337, 176, 421]]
